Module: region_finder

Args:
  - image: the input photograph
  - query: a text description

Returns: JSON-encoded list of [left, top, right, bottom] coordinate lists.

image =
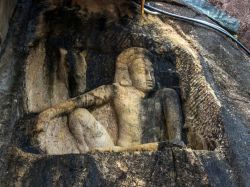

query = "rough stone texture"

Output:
[[0, 144, 212, 187], [0, 0, 249, 186], [156, 2, 250, 184], [37, 116, 80, 154], [209, 0, 250, 49], [24, 42, 69, 113], [158, 7, 249, 187], [0, 0, 32, 147], [0, 0, 16, 48]]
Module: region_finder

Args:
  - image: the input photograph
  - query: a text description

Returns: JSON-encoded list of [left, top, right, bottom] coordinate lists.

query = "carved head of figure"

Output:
[[114, 48, 155, 93]]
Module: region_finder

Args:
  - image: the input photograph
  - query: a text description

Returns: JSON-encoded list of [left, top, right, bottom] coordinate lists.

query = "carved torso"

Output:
[[113, 84, 145, 146]]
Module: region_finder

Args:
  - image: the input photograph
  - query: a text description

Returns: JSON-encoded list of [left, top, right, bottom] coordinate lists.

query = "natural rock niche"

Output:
[[0, 0, 249, 186]]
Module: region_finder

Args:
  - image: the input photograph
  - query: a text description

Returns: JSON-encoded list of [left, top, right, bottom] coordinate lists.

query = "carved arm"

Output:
[[36, 84, 114, 131]]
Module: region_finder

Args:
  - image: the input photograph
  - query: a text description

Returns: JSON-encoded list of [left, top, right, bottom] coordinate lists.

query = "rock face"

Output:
[[0, 0, 16, 48], [0, 0, 249, 186], [209, 0, 250, 49], [1, 144, 212, 187]]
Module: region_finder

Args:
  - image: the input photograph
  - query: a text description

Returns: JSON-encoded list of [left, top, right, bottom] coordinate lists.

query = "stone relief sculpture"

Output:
[[36, 47, 183, 153]]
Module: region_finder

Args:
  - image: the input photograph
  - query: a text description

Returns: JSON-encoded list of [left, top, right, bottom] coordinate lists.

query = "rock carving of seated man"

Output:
[[36, 47, 183, 153]]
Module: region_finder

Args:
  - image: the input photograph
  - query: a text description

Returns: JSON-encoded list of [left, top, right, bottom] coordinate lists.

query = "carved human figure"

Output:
[[36, 47, 183, 153]]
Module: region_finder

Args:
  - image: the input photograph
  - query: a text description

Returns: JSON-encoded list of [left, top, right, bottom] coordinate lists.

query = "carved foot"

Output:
[[90, 143, 159, 153]]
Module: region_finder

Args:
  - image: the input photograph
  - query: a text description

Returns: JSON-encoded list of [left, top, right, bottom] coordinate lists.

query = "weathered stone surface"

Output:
[[0, 144, 212, 187], [0, 0, 16, 48], [209, 0, 250, 49], [0, 0, 33, 147], [0, 0, 249, 186], [25, 42, 69, 113]]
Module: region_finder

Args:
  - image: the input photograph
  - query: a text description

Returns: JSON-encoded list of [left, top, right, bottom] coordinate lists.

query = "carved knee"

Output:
[[69, 108, 114, 150], [158, 88, 178, 99], [69, 108, 96, 131], [69, 108, 93, 153], [158, 88, 183, 141]]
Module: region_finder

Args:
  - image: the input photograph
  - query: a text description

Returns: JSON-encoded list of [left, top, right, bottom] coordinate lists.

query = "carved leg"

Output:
[[69, 108, 114, 153], [160, 88, 183, 143], [117, 133, 134, 147], [69, 109, 89, 153]]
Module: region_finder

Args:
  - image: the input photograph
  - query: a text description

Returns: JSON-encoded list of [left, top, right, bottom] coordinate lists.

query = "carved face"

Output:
[[129, 58, 155, 93]]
